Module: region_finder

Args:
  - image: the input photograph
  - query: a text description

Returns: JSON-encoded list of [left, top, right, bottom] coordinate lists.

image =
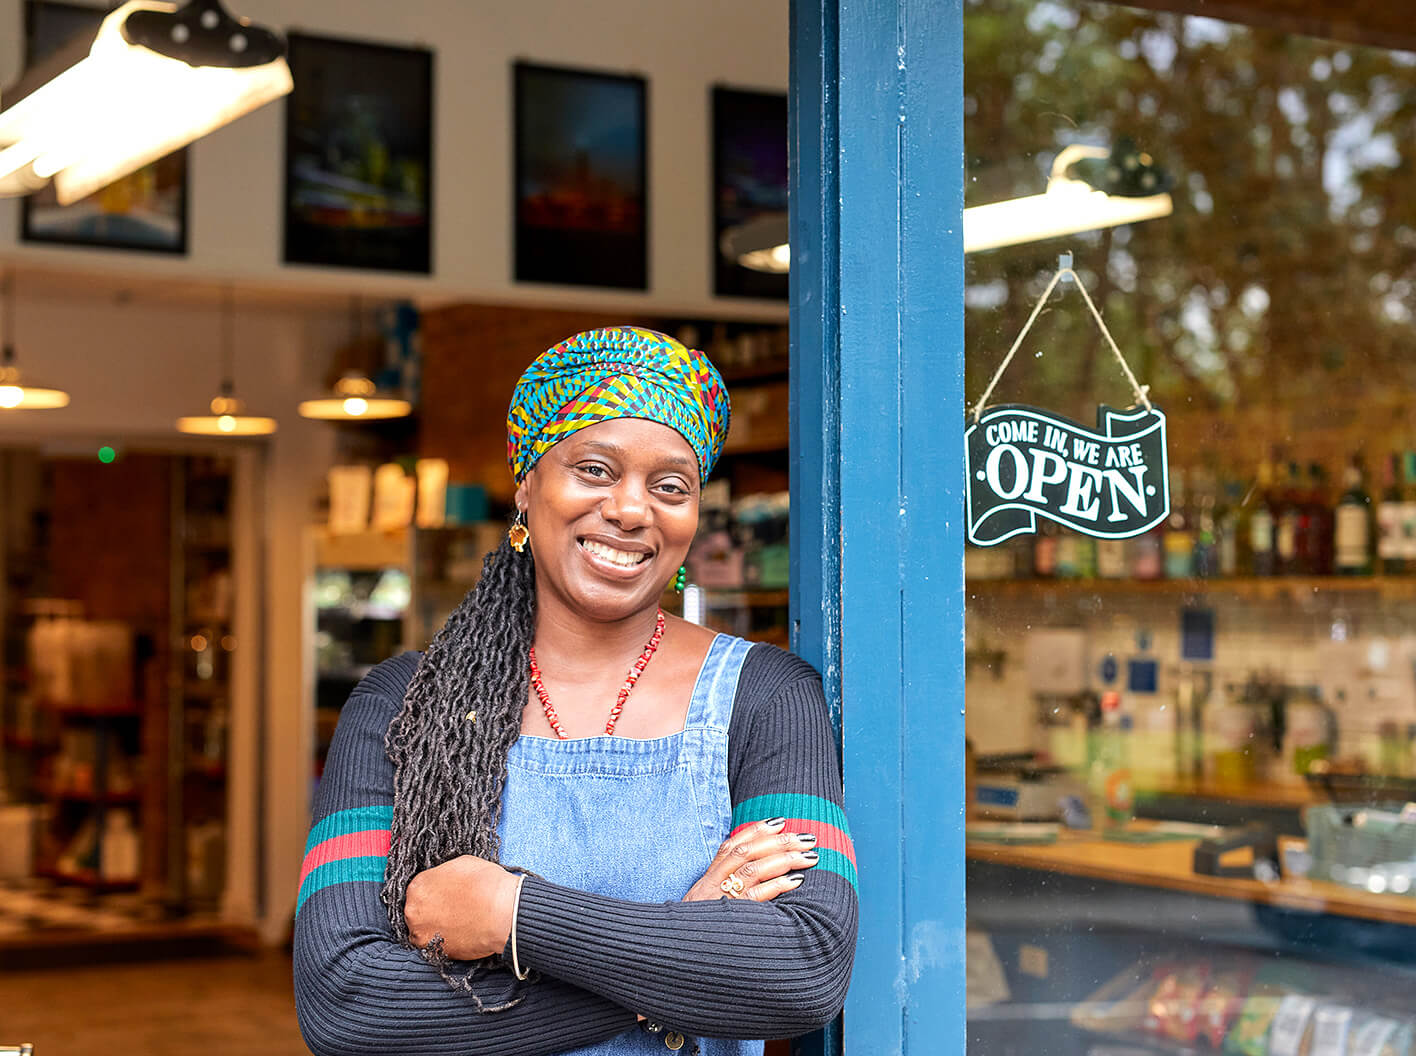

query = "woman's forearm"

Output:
[[511, 873, 857, 1039], [294, 878, 635, 1056]]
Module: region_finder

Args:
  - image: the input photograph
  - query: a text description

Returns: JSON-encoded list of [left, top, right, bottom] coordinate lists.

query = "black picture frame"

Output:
[[282, 32, 435, 274], [513, 61, 648, 290], [20, 0, 189, 254], [712, 86, 788, 300]]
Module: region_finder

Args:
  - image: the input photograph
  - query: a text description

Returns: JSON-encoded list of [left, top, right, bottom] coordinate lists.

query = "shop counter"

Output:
[[967, 826, 1416, 929]]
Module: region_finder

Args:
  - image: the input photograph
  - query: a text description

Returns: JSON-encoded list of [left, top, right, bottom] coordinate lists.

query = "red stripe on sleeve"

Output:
[[299, 829, 391, 887], [729, 818, 856, 866]]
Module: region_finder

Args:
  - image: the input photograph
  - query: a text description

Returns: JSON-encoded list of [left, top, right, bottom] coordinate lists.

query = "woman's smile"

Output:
[[578, 535, 654, 573]]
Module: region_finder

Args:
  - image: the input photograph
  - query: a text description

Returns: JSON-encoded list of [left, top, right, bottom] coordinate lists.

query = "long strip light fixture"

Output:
[[0, 0, 292, 204], [176, 287, 276, 436], [0, 272, 70, 411], [727, 141, 1174, 272]]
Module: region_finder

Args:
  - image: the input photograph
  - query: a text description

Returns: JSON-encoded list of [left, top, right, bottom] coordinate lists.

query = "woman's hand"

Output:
[[404, 855, 521, 960], [682, 818, 820, 903]]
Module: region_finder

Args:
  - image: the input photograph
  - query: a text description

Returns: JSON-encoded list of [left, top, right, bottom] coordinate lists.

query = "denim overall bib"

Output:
[[498, 632, 761, 1056]]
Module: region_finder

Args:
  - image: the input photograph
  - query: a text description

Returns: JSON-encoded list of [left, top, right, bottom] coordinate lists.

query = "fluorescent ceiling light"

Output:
[[0, 0, 292, 204], [963, 144, 1173, 253], [722, 141, 1173, 270]]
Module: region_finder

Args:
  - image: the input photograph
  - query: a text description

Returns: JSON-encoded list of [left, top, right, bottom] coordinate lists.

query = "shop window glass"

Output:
[[964, 3, 1416, 1054]]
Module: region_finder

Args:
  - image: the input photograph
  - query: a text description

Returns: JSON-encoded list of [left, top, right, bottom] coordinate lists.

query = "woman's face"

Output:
[[517, 417, 701, 623]]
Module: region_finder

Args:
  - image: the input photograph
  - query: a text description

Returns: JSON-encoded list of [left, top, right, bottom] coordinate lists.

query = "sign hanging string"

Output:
[[970, 254, 1152, 422]]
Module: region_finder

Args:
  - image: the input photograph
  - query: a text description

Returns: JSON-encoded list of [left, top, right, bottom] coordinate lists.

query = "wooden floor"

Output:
[[1, 952, 310, 1056]]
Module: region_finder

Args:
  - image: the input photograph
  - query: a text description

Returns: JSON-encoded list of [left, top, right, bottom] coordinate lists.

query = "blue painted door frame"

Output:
[[789, 3, 966, 1055]]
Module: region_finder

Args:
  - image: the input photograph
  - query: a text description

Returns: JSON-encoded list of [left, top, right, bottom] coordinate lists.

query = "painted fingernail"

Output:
[[787, 872, 806, 884], [801, 850, 820, 863], [796, 833, 818, 845], [765, 817, 787, 830]]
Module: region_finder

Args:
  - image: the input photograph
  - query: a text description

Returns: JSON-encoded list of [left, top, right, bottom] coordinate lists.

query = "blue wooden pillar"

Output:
[[789, 2, 966, 1055]]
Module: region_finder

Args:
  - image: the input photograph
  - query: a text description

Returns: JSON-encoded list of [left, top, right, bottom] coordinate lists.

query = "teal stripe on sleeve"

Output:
[[305, 804, 394, 853], [296, 855, 388, 915], [731, 792, 850, 835], [815, 848, 858, 891]]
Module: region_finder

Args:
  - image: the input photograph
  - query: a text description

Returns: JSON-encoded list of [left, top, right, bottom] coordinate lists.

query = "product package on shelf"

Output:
[[1072, 954, 1415, 1056]]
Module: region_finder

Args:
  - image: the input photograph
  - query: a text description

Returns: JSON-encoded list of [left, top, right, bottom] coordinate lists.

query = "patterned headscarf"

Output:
[[506, 326, 730, 484]]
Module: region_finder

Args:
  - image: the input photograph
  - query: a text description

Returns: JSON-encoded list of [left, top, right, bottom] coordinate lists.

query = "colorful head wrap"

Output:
[[506, 326, 730, 484]]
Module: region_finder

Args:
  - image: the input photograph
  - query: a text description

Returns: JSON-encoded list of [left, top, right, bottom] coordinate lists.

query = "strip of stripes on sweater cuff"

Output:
[[730, 793, 857, 892], [296, 804, 392, 914]]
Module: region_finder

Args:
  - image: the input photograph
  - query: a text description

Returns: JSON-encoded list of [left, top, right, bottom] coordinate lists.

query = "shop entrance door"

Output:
[[788, 3, 967, 1055]]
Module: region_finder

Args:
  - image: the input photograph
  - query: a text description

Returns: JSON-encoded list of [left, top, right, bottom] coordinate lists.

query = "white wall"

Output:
[[0, 0, 790, 942], [0, 0, 790, 320]]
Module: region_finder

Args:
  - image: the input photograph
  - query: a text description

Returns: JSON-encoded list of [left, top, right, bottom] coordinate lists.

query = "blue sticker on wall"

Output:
[[1099, 654, 1119, 685], [1127, 658, 1159, 693], [1181, 608, 1215, 662]]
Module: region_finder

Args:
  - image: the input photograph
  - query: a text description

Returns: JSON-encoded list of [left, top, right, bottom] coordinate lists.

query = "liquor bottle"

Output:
[[1033, 519, 1059, 579], [1401, 451, 1416, 573], [1276, 461, 1305, 575], [1096, 535, 1129, 579], [1249, 462, 1278, 576], [1334, 456, 1373, 575], [1377, 453, 1405, 575], [1163, 467, 1195, 579], [1218, 480, 1244, 577], [1191, 469, 1218, 578], [1305, 462, 1333, 575]]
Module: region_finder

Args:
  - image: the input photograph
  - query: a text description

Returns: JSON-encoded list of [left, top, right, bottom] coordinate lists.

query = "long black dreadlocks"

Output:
[[382, 533, 537, 1004]]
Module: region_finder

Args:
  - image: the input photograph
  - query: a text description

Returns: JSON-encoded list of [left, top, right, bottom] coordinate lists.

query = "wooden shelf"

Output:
[[35, 866, 140, 893], [967, 575, 1416, 601], [967, 827, 1416, 929]]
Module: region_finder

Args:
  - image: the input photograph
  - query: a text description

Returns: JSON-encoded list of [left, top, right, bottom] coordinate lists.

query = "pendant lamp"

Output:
[[0, 0, 292, 203], [297, 299, 411, 421], [175, 286, 276, 435], [0, 272, 70, 411]]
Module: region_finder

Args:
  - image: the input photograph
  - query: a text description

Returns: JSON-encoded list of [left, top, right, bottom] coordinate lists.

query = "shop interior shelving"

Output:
[[966, 575, 1416, 601]]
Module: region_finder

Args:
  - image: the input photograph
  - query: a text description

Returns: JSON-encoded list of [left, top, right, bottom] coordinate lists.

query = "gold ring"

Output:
[[719, 873, 745, 897]]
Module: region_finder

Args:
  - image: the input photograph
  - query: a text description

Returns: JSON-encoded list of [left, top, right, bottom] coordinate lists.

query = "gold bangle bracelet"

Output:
[[510, 873, 530, 981]]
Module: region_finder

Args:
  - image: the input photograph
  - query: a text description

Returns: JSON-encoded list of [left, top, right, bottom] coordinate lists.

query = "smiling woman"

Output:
[[292, 327, 858, 1056]]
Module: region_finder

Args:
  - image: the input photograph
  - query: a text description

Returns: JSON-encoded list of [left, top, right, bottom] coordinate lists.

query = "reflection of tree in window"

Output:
[[964, 0, 1414, 454]]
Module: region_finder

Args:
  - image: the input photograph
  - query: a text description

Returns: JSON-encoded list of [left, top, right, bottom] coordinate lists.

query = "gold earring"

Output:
[[509, 510, 529, 553]]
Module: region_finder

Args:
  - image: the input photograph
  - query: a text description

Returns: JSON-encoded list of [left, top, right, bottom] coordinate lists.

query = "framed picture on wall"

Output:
[[282, 32, 434, 273], [514, 61, 647, 290], [20, 0, 188, 254], [712, 86, 788, 300]]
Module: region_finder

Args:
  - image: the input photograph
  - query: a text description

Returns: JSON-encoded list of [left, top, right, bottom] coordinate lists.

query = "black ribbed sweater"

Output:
[[292, 642, 858, 1056]]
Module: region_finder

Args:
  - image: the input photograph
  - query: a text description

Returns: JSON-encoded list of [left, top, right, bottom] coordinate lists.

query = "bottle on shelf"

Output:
[[1217, 479, 1244, 577], [1096, 534, 1129, 579], [1304, 462, 1334, 575], [1163, 467, 1195, 579], [1333, 455, 1373, 576], [1191, 468, 1219, 578], [1248, 461, 1278, 576], [1377, 452, 1405, 575], [1088, 691, 1133, 830], [1032, 519, 1059, 579], [1401, 451, 1416, 572], [1276, 461, 1305, 575]]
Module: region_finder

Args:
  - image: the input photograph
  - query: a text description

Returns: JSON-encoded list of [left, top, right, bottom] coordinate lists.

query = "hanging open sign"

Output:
[[966, 255, 1170, 547], [966, 403, 1170, 546]]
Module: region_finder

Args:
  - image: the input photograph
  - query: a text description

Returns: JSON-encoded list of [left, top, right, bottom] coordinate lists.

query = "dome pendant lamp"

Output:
[[176, 286, 276, 436], [0, 272, 70, 411], [297, 298, 411, 421]]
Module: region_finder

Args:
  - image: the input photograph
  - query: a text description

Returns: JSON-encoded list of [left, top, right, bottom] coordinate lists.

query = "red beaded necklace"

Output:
[[529, 609, 667, 738]]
